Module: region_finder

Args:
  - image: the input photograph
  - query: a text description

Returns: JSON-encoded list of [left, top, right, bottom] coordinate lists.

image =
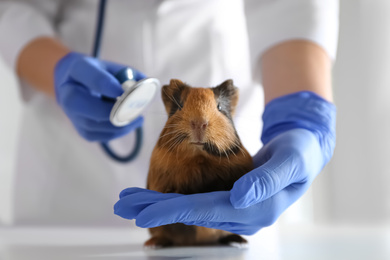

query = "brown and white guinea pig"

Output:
[[145, 79, 253, 247]]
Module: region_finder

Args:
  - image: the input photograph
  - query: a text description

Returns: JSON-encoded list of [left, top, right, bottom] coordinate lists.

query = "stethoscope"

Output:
[[93, 0, 160, 162]]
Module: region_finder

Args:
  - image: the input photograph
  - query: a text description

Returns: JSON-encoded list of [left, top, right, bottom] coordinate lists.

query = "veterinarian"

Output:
[[0, 0, 338, 232]]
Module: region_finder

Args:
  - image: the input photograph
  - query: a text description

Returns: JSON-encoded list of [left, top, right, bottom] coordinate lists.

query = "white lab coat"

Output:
[[0, 0, 338, 226]]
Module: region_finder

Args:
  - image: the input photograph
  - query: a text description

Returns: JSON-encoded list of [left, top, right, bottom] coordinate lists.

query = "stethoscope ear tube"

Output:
[[93, 0, 107, 58], [94, 0, 143, 163]]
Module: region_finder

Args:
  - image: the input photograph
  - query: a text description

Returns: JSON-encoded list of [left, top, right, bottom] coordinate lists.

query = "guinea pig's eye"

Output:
[[217, 103, 222, 111]]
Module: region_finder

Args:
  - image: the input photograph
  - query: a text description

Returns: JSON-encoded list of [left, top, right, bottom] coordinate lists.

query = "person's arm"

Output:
[[20, 36, 146, 142], [0, 1, 59, 75], [17, 37, 70, 97], [0, 2, 145, 142], [261, 40, 332, 104]]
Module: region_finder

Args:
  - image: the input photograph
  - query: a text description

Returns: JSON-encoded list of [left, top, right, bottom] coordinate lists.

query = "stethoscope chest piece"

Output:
[[110, 69, 160, 127], [94, 1, 158, 162]]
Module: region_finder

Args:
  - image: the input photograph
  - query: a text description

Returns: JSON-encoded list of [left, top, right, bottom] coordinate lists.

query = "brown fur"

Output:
[[145, 79, 253, 247]]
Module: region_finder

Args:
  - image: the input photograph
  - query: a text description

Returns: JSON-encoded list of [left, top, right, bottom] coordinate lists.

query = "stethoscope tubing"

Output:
[[93, 0, 143, 163], [92, 0, 106, 58]]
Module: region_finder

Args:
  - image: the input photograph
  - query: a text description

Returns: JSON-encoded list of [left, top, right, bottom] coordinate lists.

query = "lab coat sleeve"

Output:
[[244, 0, 339, 69], [0, 1, 61, 71]]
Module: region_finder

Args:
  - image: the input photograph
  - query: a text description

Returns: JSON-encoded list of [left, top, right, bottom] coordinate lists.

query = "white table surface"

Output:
[[0, 224, 389, 260]]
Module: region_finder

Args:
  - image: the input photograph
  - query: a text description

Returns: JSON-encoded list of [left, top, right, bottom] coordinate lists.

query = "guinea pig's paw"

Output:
[[144, 236, 173, 249], [219, 234, 248, 248]]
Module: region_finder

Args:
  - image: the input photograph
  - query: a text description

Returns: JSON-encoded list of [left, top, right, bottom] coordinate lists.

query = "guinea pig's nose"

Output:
[[191, 120, 208, 131]]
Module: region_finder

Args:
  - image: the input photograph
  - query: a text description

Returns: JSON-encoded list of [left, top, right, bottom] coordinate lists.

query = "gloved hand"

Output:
[[54, 52, 145, 142], [230, 91, 336, 209], [114, 91, 336, 235], [114, 188, 282, 235]]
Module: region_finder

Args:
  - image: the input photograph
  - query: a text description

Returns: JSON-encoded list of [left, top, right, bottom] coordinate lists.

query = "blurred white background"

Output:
[[1, 0, 390, 228], [312, 0, 390, 226], [0, 58, 20, 225]]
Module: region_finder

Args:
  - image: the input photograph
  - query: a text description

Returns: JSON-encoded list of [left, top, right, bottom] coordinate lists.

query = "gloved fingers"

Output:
[[73, 116, 143, 133], [230, 129, 323, 209], [251, 142, 272, 169], [60, 82, 114, 121], [77, 117, 144, 141], [132, 190, 269, 232], [119, 187, 148, 199], [76, 129, 127, 142], [127, 188, 303, 234], [230, 151, 298, 209], [119, 187, 164, 199], [114, 188, 183, 220], [69, 57, 123, 98], [247, 183, 309, 228], [100, 60, 128, 75], [134, 191, 248, 228], [102, 61, 147, 81], [67, 100, 143, 141]]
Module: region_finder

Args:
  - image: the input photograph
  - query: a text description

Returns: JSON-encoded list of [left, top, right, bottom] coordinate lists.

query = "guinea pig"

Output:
[[145, 79, 253, 247]]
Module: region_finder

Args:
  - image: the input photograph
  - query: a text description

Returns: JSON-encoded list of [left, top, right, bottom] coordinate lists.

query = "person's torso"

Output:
[[14, 0, 262, 226]]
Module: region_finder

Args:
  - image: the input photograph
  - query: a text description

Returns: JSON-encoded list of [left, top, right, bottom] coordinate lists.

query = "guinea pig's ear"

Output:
[[161, 79, 186, 116], [214, 79, 239, 116]]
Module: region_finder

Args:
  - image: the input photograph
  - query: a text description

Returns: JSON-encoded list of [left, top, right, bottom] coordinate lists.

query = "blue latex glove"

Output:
[[230, 91, 336, 209], [114, 91, 336, 235], [54, 52, 146, 142], [114, 188, 288, 235]]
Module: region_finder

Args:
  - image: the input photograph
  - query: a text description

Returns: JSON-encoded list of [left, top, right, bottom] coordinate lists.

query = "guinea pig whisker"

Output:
[[223, 142, 233, 161], [167, 138, 180, 153], [223, 149, 230, 163], [162, 88, 183, 110], [217, 138, 230, 159], [203, 138, 244, 159], [164, 135, 181, 150], [171, 135, 186, 157], [160, 134, 180, 153], [159, 130, 182, 139], [175, 134, 188, 160], [160, 132, 186, 162], [163, 124, 181, 129], [226, 141, 238, 158], [159, 131, 178, 139], [204, 141, 221, 157], [167, 133, 188, 153], [235, 141, 247, 158]]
